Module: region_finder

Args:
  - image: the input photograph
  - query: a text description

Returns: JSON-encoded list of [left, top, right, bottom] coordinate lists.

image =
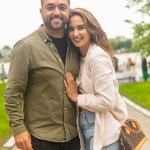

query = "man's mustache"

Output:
[[50, 15, 63, 20]]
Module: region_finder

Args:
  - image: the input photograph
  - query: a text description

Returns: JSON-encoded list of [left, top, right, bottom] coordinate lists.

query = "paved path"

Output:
[[127, 104, 150, 150], [10, 103, 150, 150]]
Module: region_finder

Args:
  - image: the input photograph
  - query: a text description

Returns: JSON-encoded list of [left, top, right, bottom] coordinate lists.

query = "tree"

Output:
[[126, 0, 150, 56], [0, 53, 2, 59], [109, 38, 132, 51], [2, 45, 11, 50], [109, 39, 120, 50]]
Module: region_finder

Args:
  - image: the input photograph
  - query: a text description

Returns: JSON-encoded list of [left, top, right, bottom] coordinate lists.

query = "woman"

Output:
[[64, 8, 128, 150]]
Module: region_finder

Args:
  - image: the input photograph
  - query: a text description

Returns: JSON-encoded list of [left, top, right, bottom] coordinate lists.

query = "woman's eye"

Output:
[[78, 26, 85, 30]]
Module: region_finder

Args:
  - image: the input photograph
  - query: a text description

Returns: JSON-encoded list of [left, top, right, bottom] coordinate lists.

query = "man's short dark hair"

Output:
[[41, 0, 70, 7]]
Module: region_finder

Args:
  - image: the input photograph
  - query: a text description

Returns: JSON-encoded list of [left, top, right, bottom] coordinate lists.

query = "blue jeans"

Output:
[[79, 110, 95, 150], [79, 110, 120, 150], [102, 140, 120, 150]]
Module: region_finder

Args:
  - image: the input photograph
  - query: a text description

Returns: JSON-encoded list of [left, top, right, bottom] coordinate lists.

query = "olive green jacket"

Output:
[[4, 26, 80, 142]]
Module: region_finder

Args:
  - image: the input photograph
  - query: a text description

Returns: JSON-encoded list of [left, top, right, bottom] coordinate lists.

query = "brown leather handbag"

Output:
[[110, 111, 148, 150]]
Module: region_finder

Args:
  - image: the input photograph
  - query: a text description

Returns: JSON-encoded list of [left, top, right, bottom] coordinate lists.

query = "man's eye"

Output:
[[47, 6, 54, 10], [60, 4, 68, 10], [60, 6, 67, 10]]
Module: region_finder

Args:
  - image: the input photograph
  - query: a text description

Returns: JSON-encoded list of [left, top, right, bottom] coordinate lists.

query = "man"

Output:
[[4, 0, 80, 150]]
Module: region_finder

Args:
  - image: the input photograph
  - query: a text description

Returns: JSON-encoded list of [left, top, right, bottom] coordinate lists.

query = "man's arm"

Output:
[[4, 41, 32, 150]]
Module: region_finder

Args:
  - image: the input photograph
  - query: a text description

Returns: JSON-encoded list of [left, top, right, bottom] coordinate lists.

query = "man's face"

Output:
[[40, 0, 70, 31]]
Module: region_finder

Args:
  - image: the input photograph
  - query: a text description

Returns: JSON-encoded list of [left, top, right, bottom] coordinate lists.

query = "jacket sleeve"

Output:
[[77, 51, 117, 112], [4, 41, 29, 136]]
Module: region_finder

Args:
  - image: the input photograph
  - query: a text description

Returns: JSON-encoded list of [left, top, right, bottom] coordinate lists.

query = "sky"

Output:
[[0, 0, 142, 49]]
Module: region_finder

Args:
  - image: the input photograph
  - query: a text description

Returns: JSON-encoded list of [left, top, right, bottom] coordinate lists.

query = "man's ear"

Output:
[[40, 8, 43, 18], [40, 8, 42, 14]]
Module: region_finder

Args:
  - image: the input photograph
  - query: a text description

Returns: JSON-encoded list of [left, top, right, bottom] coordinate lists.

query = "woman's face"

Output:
[[68, 15, 91, 52]]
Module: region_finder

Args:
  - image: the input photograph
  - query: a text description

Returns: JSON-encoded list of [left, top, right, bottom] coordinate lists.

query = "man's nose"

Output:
[[53, 7, 61, 15]]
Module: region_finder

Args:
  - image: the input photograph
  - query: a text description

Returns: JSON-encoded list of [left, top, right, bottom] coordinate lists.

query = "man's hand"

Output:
[[14, 131, 33, 150]]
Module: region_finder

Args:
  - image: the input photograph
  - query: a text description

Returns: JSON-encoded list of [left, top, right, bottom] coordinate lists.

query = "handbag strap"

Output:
[[109, 111, 141, 134], [109, 111, 124, 124]]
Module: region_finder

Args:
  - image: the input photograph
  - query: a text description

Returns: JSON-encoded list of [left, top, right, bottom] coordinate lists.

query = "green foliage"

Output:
[[120, 81, 150, 110], [126, 0, 150, 56], [0, 53, 2, 59], [132, 22, 150, 55], [126, 0, 150, 15], [0, 82, 10, 143], [122, 39, 132, 49], [2, 46, 11, 50], [109, 39, 119, 50], [109, 38, 132, 51]]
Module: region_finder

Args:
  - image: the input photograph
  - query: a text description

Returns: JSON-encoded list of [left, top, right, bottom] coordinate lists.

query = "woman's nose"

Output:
[[73, 29, 79, 36]]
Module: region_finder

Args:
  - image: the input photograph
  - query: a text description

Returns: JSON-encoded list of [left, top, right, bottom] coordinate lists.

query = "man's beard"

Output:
[[43, 16, 67, 31]]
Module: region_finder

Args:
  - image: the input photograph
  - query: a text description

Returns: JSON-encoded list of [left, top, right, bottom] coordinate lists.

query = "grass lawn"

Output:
[[119, 81, 150, 111], [0, 82, 10, 146]]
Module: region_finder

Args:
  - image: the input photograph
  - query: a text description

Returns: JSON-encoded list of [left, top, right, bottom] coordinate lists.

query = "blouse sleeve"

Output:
[[77, 50, 117, 112]]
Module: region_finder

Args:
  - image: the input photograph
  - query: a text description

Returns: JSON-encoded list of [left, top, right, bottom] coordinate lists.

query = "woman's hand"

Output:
[[64, 72, 78, 103]]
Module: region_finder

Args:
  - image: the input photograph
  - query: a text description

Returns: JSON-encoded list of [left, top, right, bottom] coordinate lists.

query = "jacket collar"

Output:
[[85, 42, 97, 59]]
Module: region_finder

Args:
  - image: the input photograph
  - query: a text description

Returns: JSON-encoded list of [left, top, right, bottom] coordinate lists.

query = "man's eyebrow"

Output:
[[46, 3, 67, 7]]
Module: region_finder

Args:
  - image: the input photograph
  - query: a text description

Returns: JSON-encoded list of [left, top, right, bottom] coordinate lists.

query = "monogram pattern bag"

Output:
[[110, 111, 148, 150]]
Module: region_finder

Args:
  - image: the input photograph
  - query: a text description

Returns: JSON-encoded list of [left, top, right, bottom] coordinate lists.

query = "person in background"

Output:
[[64, 8, 128, 150], [142, 57, 148, 81], [126, 57, 135, 72], [4, 0, 80, 150], [113, 56, 119, 72]]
